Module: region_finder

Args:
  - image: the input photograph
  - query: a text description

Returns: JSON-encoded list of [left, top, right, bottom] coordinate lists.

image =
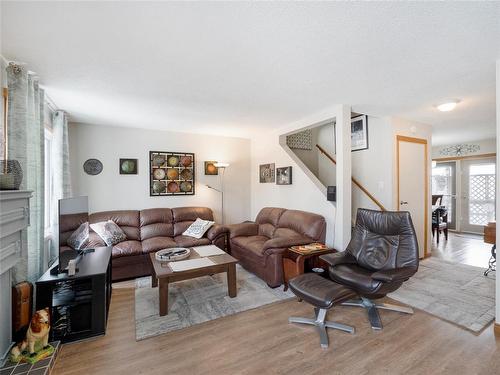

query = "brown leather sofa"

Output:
[[228, 207, 326, 287], [59, 207, 228, 281]]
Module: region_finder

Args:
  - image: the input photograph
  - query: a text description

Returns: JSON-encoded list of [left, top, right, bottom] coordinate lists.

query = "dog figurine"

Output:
[[11, 308, 51, 361]]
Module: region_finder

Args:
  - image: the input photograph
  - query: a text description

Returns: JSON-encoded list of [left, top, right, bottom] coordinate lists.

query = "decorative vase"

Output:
[[0, 160, 23, 190]]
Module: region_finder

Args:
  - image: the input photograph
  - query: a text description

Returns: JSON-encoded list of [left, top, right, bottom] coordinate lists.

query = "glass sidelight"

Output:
[[431, 161, 457, 230], [461, 158, 496, 233]]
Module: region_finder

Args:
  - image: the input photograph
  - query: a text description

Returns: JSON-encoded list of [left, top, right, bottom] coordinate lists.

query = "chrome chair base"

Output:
[[289, 307, 355, 349], [342, 297, 414, 330]]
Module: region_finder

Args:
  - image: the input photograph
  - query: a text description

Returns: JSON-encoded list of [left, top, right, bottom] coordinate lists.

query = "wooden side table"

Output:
[[282, 247, 336, 291]]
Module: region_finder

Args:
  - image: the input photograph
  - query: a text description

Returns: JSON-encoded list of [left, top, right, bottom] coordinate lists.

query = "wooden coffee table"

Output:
[[149, 248, 238, 316]]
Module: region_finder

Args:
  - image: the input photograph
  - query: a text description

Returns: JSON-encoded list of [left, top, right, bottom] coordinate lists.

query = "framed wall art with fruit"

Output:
[[149, 151, 195, 196]]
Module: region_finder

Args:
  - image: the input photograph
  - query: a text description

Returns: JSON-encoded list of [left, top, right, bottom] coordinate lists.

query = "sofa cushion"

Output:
[[231, 235, 268, 257], [140, 208, 174, 240], [142, 236, 177, 254], [183, 218, 214, 239], [255, 207, 286, 238], [112, 240, 143, 258], [275, 209, 326, 242], [90, 210, 140, 240], [172, 207, 214, 236], [90, 220, 127, 246], [174, 235, 211, 248], [67, 222, 90, 250], [59, 212, 89, 246]]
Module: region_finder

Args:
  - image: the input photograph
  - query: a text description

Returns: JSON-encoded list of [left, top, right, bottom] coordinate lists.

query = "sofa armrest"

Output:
[[371, 267, 416, 283], [227, 222, 259, 239], [320, 251, 356, 267], [206, 224, 228, 241]]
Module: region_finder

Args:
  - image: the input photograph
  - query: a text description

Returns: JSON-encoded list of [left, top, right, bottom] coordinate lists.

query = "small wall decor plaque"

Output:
[[276, 166, 292, 185], [120, 158, 138, 175], [150, 151, 195, 196], [259, 163, 275, 183], [83, 159, 103, 175], [205, 161, 218, 175]]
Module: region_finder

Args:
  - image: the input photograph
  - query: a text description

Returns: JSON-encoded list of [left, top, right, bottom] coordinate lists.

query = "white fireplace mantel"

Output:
[[0, 190, 32, 365]]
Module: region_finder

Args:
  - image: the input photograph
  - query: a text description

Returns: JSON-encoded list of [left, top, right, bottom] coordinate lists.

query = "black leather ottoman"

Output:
[[289, 273, 357, 348]]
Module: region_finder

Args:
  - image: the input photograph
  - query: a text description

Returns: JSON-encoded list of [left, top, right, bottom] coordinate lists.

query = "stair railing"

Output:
[[316, 144, 387, 211]]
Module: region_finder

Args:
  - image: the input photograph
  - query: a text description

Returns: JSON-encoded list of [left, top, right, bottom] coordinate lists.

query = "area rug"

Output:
[[135, 265, 294, 340], [389, 257, 495, 333]]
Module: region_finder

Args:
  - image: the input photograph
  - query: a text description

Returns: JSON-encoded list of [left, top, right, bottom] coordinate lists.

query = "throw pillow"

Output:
[[90, 220, 127, 246], [67, 222, 90, 250], [183, 218, 215, 239]]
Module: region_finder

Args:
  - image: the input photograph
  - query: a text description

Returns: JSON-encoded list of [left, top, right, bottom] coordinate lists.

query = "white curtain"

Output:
[[48, 110, 72, 263], [6, 63, 45, 283], [52, 110, 71, 200]]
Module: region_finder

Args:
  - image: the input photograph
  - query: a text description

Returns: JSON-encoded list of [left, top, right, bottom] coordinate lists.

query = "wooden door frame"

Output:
[[396, 135, 429, 258]]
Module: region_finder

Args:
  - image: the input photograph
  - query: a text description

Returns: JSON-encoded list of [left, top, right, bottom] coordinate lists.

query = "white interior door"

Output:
[[461, 158, 496, 233], [398, 137, 428, 258]]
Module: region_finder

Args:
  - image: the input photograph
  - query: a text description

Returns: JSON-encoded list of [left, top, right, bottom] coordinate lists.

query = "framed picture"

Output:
[[119, 158, 138, 175], [149, 151, 195, 196], [204, 161, 218, 175], [259, 163, 275, 183], [351, 115, 368, 151], [276, 166, 292, 185]]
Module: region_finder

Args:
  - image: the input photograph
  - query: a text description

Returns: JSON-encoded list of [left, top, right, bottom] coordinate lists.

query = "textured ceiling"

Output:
[[2, 1, 500, 143]]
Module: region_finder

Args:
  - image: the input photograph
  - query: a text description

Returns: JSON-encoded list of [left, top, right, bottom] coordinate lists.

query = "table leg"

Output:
[[152, 273, 158, 288], [159, 278, 169, 316], [151, 262, 158, 288], [227, 264, 237, 298], [296, 255, 305, 275]]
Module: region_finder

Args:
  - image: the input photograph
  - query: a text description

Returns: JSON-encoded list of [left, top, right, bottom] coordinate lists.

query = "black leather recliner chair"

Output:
[[321, 208, 419, 330]]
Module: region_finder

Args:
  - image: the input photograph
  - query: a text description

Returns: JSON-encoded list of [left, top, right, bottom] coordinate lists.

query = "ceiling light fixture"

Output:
[[436, 100, 460, 112]]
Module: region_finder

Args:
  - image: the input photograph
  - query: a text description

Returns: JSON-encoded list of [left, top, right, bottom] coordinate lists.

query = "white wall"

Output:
[[316, 122, 336, 187], [432, 138, 496, 159], [69, 123, 251, 224], [351, 116, 394, 218], [290, 128, 319, 176], [251, 113, 337, 247]]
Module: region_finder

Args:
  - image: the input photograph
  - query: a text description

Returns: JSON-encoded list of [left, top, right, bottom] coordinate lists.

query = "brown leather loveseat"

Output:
[[228, 207, 326, 287], [59, 207, 228, 281]]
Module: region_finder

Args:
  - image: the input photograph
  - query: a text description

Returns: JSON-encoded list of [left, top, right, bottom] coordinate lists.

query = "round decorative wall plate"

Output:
[[167, 181, 179, 193], [83, 159, 103, 175], [152, 155, 166, 167], [153, 181, 166, 193], [153, 168, 166, 180]]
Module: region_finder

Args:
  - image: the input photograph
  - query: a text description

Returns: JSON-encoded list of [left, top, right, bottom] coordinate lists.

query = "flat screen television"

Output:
[[55, 196, 90, 274]]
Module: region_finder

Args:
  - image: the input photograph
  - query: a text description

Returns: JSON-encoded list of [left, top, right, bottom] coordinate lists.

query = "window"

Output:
[[44, 127, 53, 236], [431, 161, 457, 230]]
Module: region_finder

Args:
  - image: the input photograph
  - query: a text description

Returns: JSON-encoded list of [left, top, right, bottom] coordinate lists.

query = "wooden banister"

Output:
[[316, 144, 387, 211]]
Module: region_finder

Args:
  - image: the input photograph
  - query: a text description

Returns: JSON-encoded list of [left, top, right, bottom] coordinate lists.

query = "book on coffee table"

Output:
[[169, 258, 215, 272], [193, 245, 226, 257]]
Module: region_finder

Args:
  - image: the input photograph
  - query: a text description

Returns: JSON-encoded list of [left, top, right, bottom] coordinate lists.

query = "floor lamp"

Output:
[[207, 162, 229, 224]]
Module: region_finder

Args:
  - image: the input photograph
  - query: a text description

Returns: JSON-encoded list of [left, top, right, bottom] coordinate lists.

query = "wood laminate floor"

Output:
[[53, 232, 499, 375], [431, 231, 493, 268]]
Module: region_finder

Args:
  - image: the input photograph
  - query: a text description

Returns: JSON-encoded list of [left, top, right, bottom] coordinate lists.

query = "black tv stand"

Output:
[[49, 248, 96, 275], [36, 247, 112, 343]]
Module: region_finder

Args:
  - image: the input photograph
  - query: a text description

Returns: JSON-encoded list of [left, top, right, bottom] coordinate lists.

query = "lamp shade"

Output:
[[214, 162, 229, 168]]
